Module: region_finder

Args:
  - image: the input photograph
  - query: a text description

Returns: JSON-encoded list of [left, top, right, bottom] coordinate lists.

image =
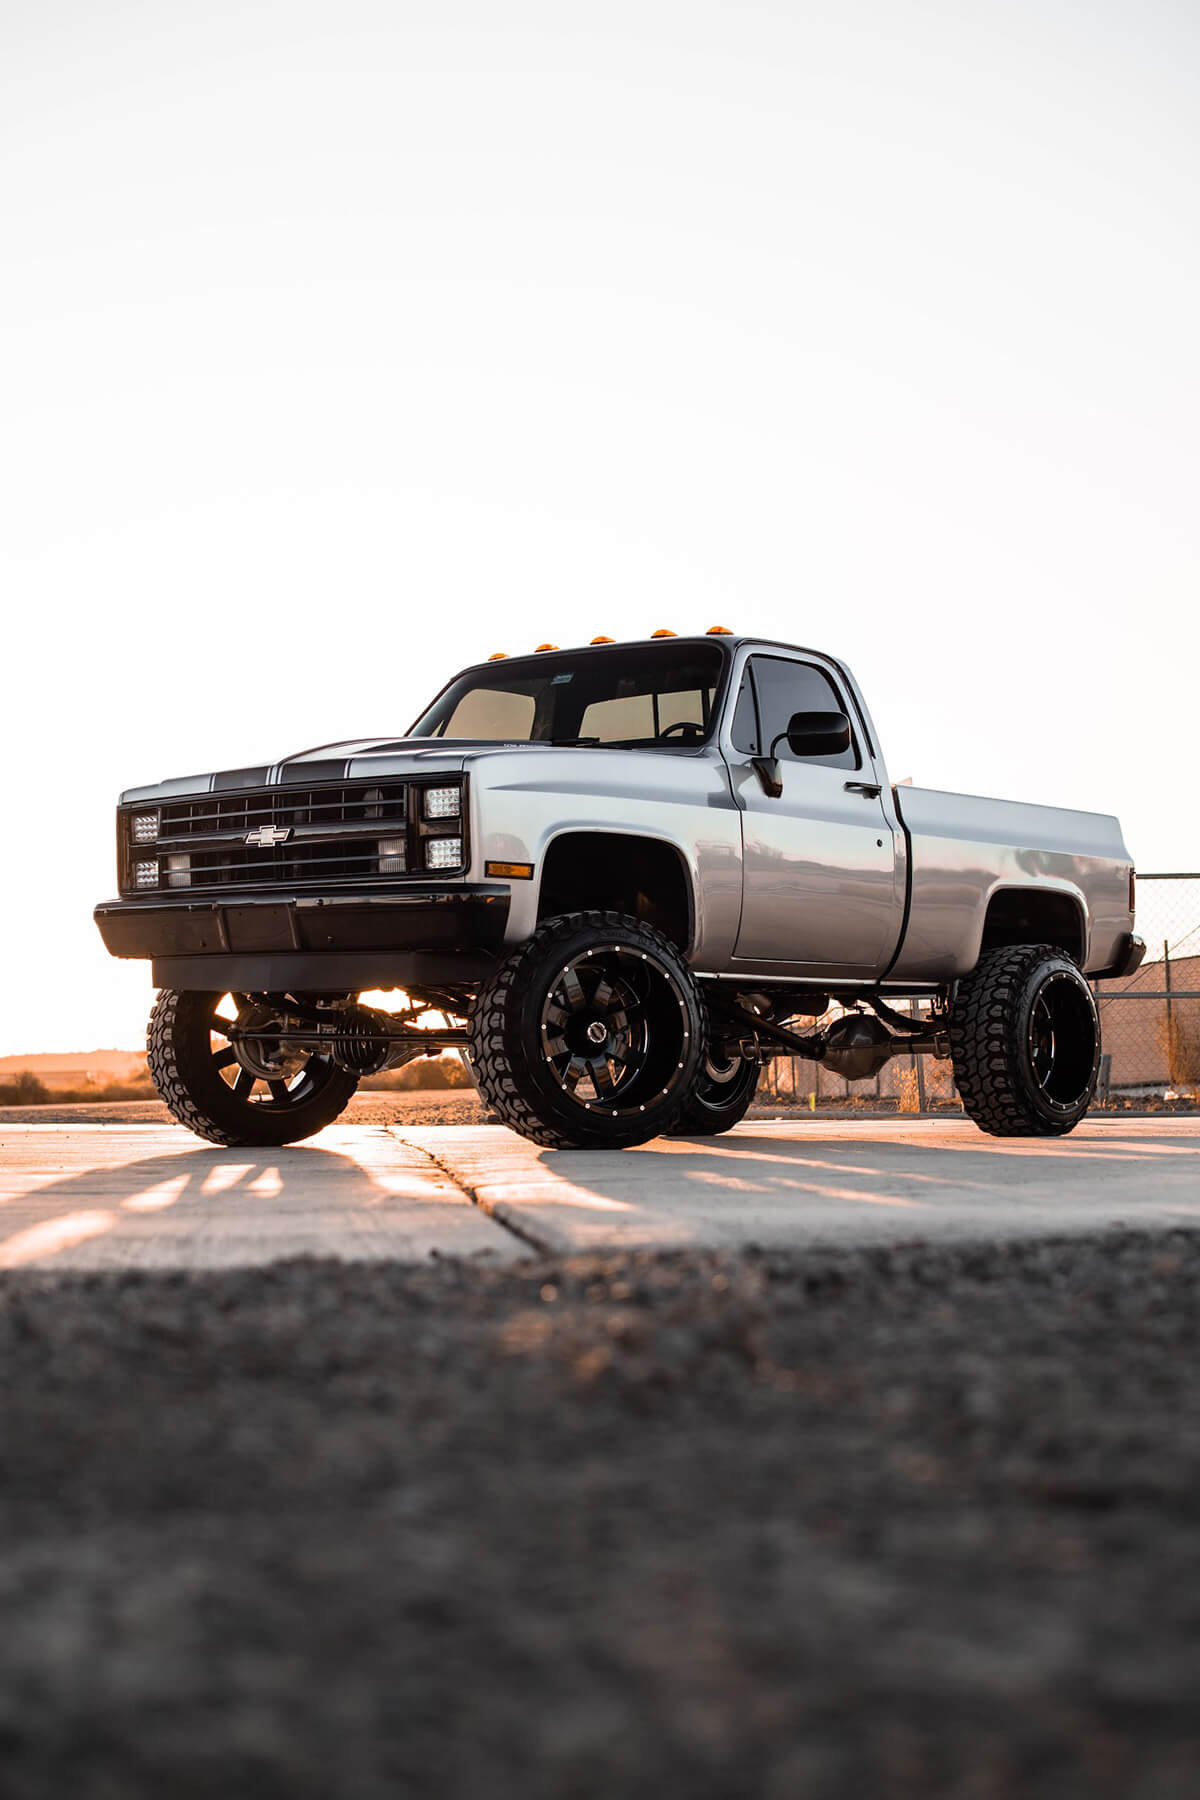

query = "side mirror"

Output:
[[783, 710, 851, 757], [751, 710, 852, 798]]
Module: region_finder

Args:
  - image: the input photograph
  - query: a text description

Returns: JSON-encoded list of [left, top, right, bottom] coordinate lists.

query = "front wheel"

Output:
[[147, 990, 359, 1146], [468, 911, 706, 1148], [950, 945, 1100, 1137]]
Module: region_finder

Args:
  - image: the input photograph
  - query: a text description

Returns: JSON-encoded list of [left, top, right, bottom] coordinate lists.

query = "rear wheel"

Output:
[[950, 945, 1100, 1137], [666, 1048, 760, 1136], [147, 990, 359, 1146], [468, 911, 706, 1148]]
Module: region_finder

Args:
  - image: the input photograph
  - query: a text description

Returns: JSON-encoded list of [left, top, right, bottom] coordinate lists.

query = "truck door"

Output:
[[723, 653, 901, 976]]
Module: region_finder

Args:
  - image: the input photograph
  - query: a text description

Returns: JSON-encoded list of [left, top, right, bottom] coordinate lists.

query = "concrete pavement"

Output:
[[401, 1116, 1200, 1254], [0, 1114, 1197, 1269], [0, 1124, 524, 1269]]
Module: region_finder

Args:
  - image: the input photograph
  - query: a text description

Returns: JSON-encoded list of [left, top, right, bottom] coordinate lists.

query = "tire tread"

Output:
[[147, 990, 357, 1147], [949, 944, 1095, 1138], [468, 911, 705, 1149]]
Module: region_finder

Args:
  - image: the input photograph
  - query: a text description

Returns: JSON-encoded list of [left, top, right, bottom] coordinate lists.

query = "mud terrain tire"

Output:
[[468, 912, 706, 1148], [950, 944, 1100, 1137], [148, 989, 359, 1147]]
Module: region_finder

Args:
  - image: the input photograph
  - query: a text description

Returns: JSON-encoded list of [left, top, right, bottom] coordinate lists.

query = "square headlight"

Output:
[[134, 860, 160, 889], [425, 836, 463, 871], [131, 812, 160, 843], [424, 785, 461, 820]]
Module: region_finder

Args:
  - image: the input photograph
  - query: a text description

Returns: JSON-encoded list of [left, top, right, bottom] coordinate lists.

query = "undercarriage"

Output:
[[197, 981, 946, 1082]]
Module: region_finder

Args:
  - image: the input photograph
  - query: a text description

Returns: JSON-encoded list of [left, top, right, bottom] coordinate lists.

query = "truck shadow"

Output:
[[0, 1143, 392, 1270]]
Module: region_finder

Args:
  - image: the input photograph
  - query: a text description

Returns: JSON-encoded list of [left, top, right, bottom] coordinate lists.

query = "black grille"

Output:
[[180, 840, 389, 887], [159, 783, 408, 838], [122, 778, 465, 895]]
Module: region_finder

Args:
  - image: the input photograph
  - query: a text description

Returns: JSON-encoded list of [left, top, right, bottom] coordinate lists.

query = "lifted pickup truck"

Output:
[[96, 632, 1144, 1148]]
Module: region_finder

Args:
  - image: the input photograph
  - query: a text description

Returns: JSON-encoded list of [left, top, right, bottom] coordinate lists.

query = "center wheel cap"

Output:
[[585, 1019, 608, 1045]]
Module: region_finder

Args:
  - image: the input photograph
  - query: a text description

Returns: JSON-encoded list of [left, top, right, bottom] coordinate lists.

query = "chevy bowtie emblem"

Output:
[[245, 826, 292, 847]]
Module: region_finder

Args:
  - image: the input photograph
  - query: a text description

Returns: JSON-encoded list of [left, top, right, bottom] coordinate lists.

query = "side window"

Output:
[[745, 656, 859, 770]]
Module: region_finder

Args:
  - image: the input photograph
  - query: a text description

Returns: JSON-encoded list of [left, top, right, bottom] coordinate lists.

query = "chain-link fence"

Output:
[[756, 874, 1200, 1115], [1094, 873, 1200, 1112]]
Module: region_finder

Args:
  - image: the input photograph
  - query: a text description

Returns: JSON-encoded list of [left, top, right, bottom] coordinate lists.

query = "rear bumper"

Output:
[[94, 884, 510, 992], [1093, 932, 1147, 980]]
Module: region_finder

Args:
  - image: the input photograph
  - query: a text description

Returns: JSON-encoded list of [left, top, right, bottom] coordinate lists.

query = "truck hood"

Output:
[[118, 738, 626, 804]]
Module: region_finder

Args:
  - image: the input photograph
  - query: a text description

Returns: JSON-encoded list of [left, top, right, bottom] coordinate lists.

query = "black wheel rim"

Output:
[[209, 995, 337, 1113], [1025, 972, 1097, 1110], [538, 945, 692, 1118], [693, 1050, 755, 1113]]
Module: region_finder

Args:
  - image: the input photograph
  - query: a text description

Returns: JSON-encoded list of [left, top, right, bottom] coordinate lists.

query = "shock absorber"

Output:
[[327, 1004, 391, 1074]]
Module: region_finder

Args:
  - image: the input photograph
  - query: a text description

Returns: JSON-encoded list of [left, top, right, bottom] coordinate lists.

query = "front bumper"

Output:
[[94, 884, 511, 992]]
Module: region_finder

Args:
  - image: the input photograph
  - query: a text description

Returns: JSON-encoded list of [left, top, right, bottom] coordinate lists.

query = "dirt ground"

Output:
[[2, 1093, 1187, 1128], [1, 1232, 1198, 1798], [0, 1088, 487, 1128], [0, 1090, 825, 1128]]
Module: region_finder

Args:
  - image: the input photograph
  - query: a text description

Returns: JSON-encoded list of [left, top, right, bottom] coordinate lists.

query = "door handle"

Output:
[[844, 781, 882, 798]]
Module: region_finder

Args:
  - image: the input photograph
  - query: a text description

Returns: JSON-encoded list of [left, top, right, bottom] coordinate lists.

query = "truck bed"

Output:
[[890, 785, 1133, 981]]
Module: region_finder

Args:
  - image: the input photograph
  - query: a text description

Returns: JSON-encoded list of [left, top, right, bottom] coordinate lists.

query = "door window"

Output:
[[735, 656, 859, 770]]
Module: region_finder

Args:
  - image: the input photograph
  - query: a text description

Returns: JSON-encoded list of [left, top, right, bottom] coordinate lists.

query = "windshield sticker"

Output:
[[550, 672, 574, 685]]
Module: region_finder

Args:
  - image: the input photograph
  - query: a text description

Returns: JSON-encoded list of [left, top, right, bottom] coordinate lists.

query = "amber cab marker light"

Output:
[[534, 643, 559, 653], [486, 861, 535, 880], [590, 635, 616, 644], [706, 625, 733, 635], [487, 651, 508, 661], [650, 628, 676, 637]]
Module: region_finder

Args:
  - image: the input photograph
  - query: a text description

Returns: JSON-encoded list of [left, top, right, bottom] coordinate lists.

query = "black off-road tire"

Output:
[[147, 990, 359, 1147], [949, 944, 1100, 1137], [467, 912, 707, 1149], [666, 1054, 760, 1136]]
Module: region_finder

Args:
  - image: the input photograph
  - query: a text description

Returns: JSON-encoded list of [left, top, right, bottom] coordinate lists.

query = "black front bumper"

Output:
[[94, 884, 511, 992]]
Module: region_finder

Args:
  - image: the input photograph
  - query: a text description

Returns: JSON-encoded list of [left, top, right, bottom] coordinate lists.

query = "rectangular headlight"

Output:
[[424, 785, 461, 820], [425, 836, 463, 871], [167, 853, 191, 889], [378, 836, 407, 874], [131, 812, 160, 843], [134, 860, 160, 889]]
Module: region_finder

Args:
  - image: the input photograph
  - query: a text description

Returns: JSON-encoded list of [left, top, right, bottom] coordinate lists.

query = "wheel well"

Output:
[[979, 888, 1085, 963], [537, 833, 693, 952]]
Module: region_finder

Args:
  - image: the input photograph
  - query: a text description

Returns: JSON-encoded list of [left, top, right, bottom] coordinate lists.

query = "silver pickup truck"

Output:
[[95, 632, 1143, 1149]]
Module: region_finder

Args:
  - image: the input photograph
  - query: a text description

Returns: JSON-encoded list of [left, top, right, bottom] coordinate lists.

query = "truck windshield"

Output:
[[408, 642, 728, 747]]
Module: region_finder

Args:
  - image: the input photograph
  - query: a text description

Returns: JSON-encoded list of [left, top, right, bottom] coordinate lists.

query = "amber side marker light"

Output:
[[1130, 869, 1136, 913], [486, 861, 535, 880], [706, 625, 733, 634]]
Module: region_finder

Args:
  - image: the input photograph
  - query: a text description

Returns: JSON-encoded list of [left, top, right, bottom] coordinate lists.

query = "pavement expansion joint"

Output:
[[386, 1126, 554, 1255]]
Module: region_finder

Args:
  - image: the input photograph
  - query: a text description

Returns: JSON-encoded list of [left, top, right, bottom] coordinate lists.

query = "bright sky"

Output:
[[3, 0, 1197, 1054]]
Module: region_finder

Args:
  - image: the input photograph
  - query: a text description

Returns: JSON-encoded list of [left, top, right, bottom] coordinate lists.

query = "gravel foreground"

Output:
[[2, 1234, 1199, 1800]]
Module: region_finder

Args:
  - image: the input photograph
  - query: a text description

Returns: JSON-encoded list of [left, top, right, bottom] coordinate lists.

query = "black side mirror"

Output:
[[783, 710, 851, 757], [751, 710, 852, 797]]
